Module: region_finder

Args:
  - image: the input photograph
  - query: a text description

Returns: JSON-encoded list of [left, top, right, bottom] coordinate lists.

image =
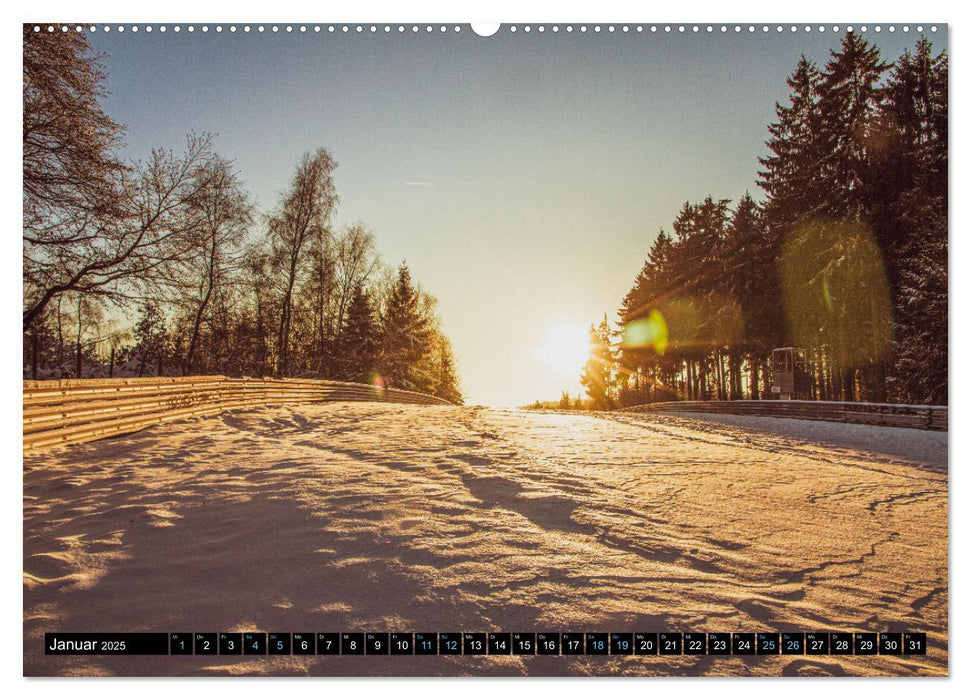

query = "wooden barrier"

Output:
[[619, 400, 948, 431], [23, 375, 453, 453]]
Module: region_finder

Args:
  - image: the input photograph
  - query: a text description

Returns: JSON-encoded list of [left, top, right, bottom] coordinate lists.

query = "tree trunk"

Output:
[[31, 332, 39, 380], [842, 367, 855, 402], [749, 355, 759, 400], [729, 353, 741, 400], [56, 296, 64, 368], [713, 352, 720, 400], [185, 265, 216, 376], [277, 258, 298, 377], [735, 355, 744, 400], [872, 360, 888, 402], [75, 298, 83, 378]]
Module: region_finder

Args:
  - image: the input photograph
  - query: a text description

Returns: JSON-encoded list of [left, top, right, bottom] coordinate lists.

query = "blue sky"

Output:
[[88, 24, 947, 406]]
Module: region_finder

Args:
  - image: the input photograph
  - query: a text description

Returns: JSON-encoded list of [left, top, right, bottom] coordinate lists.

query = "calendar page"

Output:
[[22, 17, 948, 679]]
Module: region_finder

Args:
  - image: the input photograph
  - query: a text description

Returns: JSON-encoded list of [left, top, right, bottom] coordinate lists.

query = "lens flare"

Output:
[[822, 276, 834, 312], [622, 309, 669, 354], [370, 372, 386, 397], [780, 218, 893, 367]]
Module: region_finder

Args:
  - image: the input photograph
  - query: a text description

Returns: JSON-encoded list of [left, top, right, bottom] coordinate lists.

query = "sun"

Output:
[[539, 320, 591, 374]]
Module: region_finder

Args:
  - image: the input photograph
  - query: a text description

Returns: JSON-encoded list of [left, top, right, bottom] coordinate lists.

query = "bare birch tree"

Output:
[[266, 149, 337, 376], [179, 157, 251, 374]]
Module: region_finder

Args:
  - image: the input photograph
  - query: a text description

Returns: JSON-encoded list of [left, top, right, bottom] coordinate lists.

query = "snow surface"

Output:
[[23, 404, 947, 676]]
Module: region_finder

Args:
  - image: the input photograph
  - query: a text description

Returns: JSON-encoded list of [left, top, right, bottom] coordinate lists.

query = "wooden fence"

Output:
[[23, 375, 453, 453], [620, 400, 947, 431]]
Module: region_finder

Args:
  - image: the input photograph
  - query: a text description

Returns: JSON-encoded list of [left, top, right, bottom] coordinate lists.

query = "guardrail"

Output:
[[23, 375, 453, 453], [619, 400, 947, 431]]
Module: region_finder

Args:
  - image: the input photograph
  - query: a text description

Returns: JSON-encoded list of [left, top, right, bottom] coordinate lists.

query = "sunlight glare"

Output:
[[539, 320, 591, 374]]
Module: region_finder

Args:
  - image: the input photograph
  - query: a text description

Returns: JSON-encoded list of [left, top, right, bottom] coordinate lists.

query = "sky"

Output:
[[87, 23, 947, 407]]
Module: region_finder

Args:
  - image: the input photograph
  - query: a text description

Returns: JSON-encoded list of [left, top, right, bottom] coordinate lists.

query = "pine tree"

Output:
[[873, 39, 947, 262], [132, 302, 167, 377], [722, 193, 776, 398], [758, 56, 824, 231], [581, 317, 615, 410], [816, 32, 888, 220], [617, 229, 674, 404], [379, 263, 432, 390], [891, 209, 947, 404], [338, 280, 379, 383], [882, 38, 948, 404], [431, 335, 463, 404], [611, 34, 946, 408]]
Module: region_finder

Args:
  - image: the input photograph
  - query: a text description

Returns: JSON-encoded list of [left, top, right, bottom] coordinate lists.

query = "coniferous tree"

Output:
[[816, 32, 888, 221], [722, 193, 774, 399], [431, 334, 463, 404], [880, 39, 948, 404], [379, 263, 432, 391], [617, 230, 677, 404], [338, 280, 379, 383], [813, 33, 891, 399], [609, 33, 946, 409], [132, 302, 167, 377], [892, 208, 947, 404], [581, 317, 615, 410], [758, 56, 824, 233]]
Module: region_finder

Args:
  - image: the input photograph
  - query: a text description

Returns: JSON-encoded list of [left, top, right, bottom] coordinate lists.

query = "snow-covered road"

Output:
[[23, 404, 948, 676]]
